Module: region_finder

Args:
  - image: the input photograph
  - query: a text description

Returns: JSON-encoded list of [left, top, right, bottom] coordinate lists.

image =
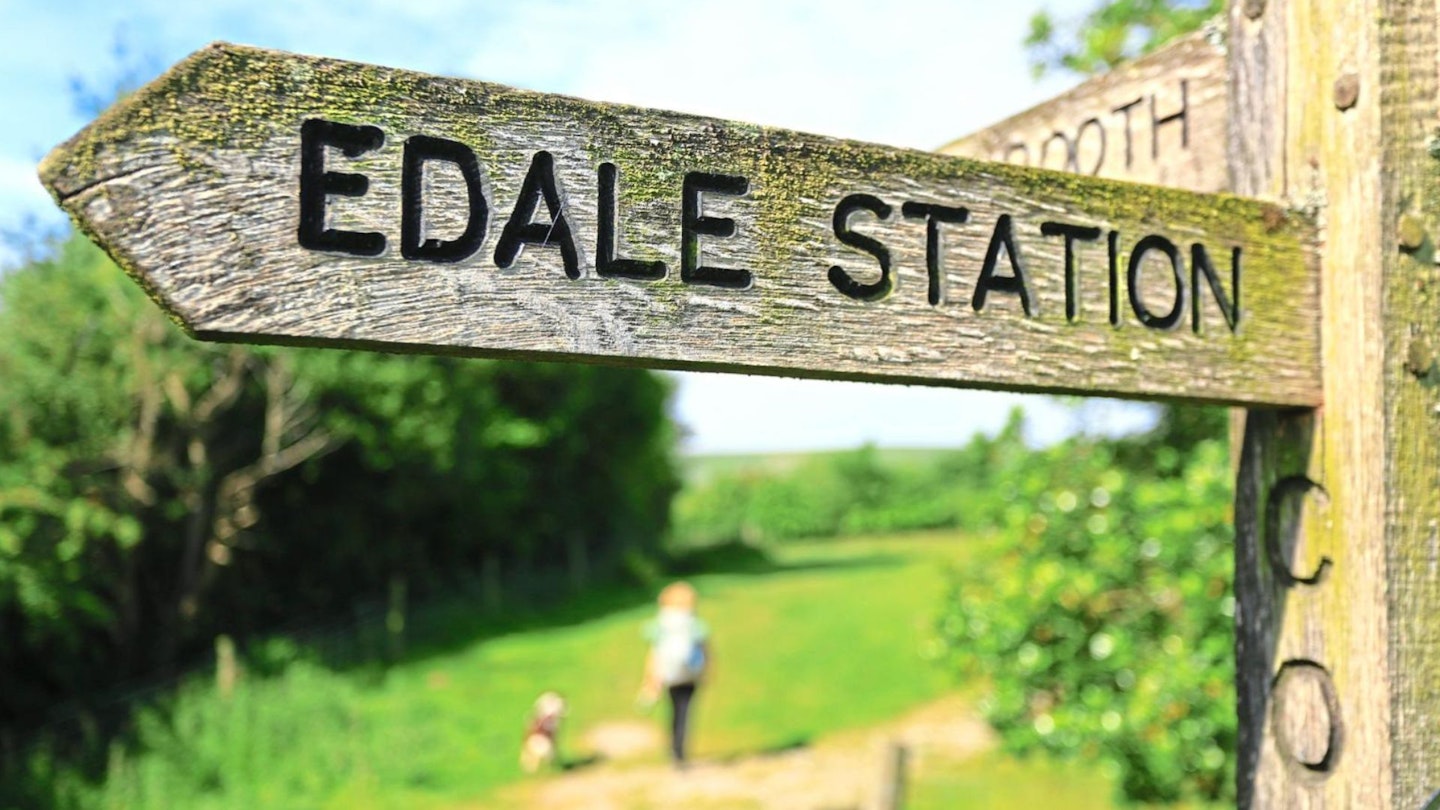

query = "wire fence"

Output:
[[7, 551, 647, 760]]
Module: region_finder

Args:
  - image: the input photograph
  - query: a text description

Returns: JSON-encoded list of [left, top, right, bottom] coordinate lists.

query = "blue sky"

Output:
[[0, 0, 1154, 453]]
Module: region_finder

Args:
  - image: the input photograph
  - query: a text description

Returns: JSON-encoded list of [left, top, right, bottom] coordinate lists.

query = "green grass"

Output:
[[66, 533, 1153, 809], [691, 538, 957, 755]]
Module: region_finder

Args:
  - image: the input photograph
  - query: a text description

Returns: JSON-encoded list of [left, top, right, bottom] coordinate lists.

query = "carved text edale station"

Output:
[[300, 118, 1241, 336], [38, 41, 1319, 407]]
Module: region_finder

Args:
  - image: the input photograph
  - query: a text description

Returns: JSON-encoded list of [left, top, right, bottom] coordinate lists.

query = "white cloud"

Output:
[[0, 155, 49, 211], [460, 0, 1092, 150], [0, 155, 62, 253], [0, 240, 19, 271]]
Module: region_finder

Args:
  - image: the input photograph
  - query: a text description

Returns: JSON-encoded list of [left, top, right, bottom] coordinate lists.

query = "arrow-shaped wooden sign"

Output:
[[41, 43, 1319, 406]]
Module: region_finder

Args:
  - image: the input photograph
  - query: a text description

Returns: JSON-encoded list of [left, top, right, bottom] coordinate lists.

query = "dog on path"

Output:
[[520, 691, 567, 773]]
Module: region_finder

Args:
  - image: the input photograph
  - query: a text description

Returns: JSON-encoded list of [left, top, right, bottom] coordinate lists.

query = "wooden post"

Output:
[[1229, 0, 1440, 805], [386, 574, 407, 661], [875, 741, 909, 810], [215, 633, 238, 699]]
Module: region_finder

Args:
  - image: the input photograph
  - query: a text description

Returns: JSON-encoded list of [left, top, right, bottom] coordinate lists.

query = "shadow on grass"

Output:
[[715, 735, 812, 764], [667, 541, 908, 578], [560, 752, 605, 771]]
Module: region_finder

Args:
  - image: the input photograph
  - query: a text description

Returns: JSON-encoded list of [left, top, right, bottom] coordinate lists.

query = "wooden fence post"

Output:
[[1229, 0, 1440, 805], [875, 741, 909, 810], [215, 634, 238, 699], [386, 574, 407, 661]]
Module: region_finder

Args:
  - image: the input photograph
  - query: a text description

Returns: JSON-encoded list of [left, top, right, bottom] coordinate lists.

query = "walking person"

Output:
[[638, 581, 710, 766]]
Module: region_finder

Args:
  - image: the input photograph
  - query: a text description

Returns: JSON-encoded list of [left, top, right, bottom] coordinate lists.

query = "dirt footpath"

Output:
[[485, 695, 993, 810]]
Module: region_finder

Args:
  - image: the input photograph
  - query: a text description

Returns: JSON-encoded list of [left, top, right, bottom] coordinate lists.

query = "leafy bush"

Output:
[[935, 437, 1234, 804]]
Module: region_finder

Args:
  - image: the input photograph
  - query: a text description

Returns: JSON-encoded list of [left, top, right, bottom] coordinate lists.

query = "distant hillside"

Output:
[[679, 446, 959, 486]]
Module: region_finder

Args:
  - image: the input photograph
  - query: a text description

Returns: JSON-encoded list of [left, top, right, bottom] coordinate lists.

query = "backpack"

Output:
[[653, 612, 707, 686]]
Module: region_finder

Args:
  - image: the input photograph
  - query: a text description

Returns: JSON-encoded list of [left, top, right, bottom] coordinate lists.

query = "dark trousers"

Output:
[[667, 682, 697, 763]]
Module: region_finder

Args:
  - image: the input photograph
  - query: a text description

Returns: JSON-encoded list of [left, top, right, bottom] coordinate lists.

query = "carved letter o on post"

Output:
[[1270, 659, 1343, 780]]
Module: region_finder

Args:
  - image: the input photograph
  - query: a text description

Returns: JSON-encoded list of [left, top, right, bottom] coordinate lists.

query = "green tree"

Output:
[[1025, 0, 1224, 77], [937, 434, 1235, 803], [0, 234, 325, 686], [0, 234, 678, 730]]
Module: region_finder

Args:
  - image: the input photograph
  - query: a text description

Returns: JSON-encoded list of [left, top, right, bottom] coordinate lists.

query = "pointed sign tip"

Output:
[[37, 41, 258, 206], [32, 44, 267, 338]]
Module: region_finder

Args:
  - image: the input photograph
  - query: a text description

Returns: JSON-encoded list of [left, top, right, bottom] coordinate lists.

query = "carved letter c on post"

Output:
[[1265, 475, 1333, 587]]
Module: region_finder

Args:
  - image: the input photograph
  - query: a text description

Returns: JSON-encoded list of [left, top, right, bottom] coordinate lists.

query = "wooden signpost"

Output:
[[36, 0, 1440, 805], [40, 42, 1317, 407], [1227, 1, 1440, 807]]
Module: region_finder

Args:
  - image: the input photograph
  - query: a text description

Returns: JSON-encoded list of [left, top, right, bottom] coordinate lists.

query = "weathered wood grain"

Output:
[[1230, 0, 1440, 806], [40, 42, 1318, 407], [940, 27, 1228, 191], [1229, 4, 1323, 806]]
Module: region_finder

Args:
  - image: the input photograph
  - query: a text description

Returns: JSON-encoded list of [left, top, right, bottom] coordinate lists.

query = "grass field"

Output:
[[82, 533, 1150, 809]]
